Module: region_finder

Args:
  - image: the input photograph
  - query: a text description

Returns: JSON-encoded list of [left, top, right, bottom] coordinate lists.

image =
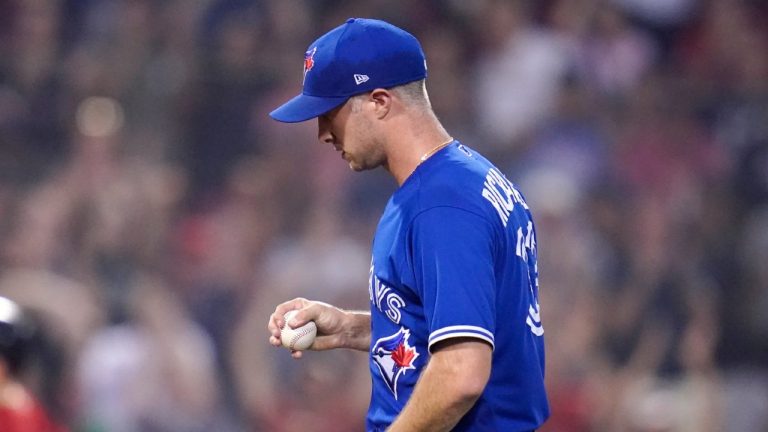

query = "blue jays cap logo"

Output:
[[372, 327, 419, 399], [303, 47, 317, 83]]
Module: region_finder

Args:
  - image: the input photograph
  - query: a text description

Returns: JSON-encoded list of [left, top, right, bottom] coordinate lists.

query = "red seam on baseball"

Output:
[[289, 326, 314, 350]]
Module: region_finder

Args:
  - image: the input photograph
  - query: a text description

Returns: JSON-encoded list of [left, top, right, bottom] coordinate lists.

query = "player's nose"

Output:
[[317, 118, 334, 147], [318, 132, 334, 147]]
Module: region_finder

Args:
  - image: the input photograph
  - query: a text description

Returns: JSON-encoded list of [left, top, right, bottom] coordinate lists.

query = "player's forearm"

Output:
[[387, 340, 491, 432], [386, 363, 481, 432], [341, 310, 371, 351]]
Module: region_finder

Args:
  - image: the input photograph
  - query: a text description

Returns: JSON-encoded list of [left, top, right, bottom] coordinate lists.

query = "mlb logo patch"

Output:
[[371, 327, 419, 399]]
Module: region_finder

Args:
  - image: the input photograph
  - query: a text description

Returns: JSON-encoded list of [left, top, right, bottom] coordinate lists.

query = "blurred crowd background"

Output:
[[0, 0, 766, 431]]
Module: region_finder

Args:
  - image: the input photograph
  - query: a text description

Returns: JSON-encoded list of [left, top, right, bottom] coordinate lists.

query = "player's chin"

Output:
[[347, 158, 378, 172], [341, 152, 360, 170], [346, 159, 365, 172]]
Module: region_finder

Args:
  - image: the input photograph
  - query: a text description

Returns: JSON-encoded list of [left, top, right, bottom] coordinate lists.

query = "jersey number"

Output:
[[516, 222, 543, 336]]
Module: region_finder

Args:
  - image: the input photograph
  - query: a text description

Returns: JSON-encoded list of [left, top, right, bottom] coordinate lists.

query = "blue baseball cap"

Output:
[[269, 18, 427, 123]]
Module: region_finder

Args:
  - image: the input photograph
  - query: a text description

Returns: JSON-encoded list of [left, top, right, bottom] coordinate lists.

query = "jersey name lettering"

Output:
[[481, 168, 529, 227]]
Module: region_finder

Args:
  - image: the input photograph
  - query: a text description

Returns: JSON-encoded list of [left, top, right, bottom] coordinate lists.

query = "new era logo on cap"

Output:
[[269, 18, 428, 123]]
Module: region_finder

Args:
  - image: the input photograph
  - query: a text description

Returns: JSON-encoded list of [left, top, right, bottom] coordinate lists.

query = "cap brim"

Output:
[[269, 93, 349, 123]]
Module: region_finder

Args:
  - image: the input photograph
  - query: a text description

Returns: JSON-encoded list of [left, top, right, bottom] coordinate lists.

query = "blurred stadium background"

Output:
[[0, 0, 766, 431]]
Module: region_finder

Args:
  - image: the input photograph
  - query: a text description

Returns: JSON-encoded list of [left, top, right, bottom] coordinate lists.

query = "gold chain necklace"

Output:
[[419, 137, 454, 163]]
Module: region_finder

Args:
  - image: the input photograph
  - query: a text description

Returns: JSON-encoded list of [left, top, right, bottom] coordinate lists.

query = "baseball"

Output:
[[280, 310, 317, 351]]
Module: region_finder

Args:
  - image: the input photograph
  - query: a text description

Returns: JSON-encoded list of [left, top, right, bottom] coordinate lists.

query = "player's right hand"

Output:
[[267, 297, 348, 359]]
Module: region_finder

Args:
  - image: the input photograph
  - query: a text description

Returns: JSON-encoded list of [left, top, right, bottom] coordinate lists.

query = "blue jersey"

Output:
[[366, 141, 549, 431]]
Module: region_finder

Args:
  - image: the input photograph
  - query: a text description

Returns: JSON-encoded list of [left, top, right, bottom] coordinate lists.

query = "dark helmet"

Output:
[[0, 296, 37, 374]]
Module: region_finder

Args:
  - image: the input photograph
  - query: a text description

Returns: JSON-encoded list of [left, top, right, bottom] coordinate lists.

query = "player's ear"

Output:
[[369, 88, 391, 119]]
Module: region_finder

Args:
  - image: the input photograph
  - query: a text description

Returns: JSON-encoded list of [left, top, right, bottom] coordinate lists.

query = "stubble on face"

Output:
[[325, 96, 386, 172]]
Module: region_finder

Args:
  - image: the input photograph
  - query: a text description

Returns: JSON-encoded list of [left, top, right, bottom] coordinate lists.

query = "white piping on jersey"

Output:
[[428, 325, 495, 351]]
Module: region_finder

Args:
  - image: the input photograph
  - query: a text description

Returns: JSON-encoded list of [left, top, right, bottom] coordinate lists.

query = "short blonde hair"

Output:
[[392, 79, 430, 108], [349, 79, 430, 112]]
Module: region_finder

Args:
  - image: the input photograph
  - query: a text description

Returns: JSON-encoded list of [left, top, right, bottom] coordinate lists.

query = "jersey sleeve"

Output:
[[408, 206, 497, 352]]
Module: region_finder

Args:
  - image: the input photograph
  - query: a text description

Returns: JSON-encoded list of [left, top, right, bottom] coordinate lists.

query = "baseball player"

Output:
[[267, 18, 549, 432]]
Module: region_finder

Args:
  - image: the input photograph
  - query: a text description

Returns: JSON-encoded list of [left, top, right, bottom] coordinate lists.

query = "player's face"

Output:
[[318, 96, 385, 172]]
